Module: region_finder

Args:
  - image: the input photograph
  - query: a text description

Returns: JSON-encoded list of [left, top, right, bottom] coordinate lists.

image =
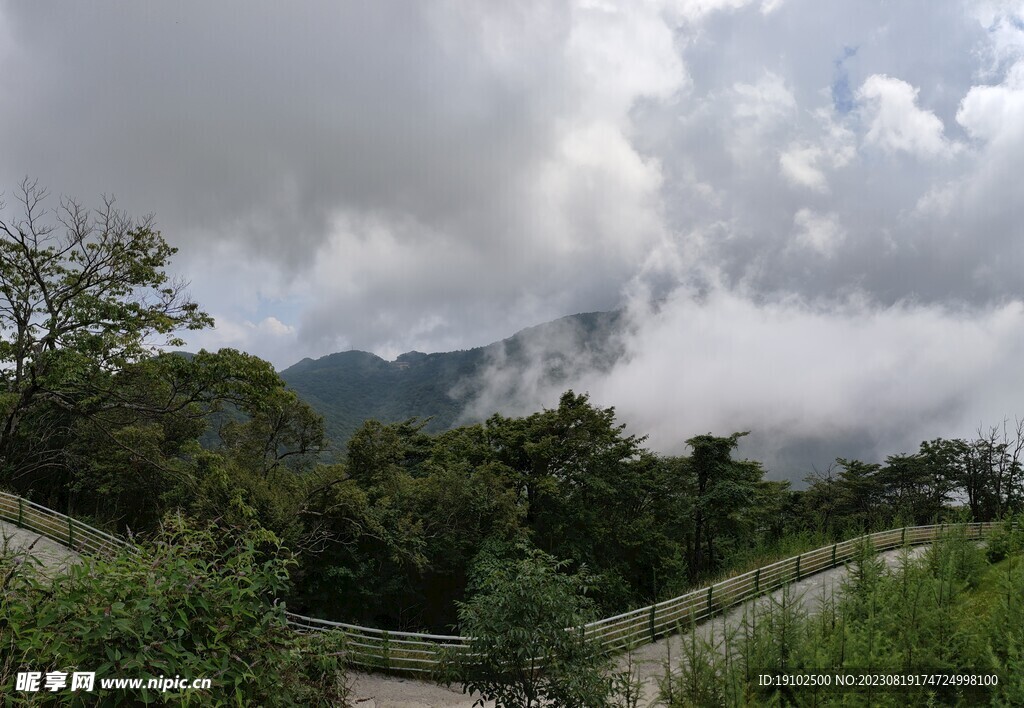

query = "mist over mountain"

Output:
[[279, 311, 626, 448], [279, 293, 1024, 486]]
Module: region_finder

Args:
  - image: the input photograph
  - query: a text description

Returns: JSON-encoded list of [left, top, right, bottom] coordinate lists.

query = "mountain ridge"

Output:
[[279, 310, 626, 448]]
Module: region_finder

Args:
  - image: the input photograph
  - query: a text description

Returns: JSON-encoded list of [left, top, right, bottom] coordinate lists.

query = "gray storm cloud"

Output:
[[1, 0, 1023, 473]]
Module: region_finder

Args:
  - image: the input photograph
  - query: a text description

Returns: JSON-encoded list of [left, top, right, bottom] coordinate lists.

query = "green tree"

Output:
[[0, 180, 211, 488], [54, 348, 326, 536], [481, 392, 674, 609], [443, 546, 613, 708], [833, 458, 884, 531], [674, 432, 763, 578]]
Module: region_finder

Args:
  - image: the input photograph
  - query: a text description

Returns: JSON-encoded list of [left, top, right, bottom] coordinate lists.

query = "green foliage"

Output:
[[0, 517, 348, 706], [660, 535, 1020, 707], [0, 182, 212, 490], [984, 516, 1024, 563], [667, 432, 766, 579], [441, 546, 617, 708], [279, 311, 626, 446]]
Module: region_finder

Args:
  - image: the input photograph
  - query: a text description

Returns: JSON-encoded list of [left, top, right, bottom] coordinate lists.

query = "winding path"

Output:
[[0, 519, 485, 708], [2, 517, 929, 707], [623, 545, 929, 705]]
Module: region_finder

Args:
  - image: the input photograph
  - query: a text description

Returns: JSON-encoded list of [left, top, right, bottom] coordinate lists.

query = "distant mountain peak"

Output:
[[279, 310, 626, 447]]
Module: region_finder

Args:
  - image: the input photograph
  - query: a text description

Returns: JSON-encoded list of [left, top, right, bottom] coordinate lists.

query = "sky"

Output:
[[2, 0, 1024, 473]]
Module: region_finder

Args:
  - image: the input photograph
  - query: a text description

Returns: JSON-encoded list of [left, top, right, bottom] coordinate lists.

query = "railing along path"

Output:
[[0, 491, 1008, 674]]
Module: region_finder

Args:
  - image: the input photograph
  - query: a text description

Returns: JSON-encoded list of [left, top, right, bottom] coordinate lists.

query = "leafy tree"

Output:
[[443, 546, 614, 708], [673, 432, 763, 578], [480, 392, 676, 609], [800, 465, 842, 534], [0, 180, 212, 486], [217, 388, 325, 478], [346, 418, 431, 488], [878, 452, 949, 525], [833, 458, 883, 531], [49, 348, 326, 536]]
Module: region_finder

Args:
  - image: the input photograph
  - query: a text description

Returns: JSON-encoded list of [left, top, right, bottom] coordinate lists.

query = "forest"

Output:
[[3, 184, 1024, 705]]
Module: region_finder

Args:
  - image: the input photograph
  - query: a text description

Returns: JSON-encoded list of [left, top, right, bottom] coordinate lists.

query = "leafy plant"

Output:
[[441, 546, 615, 707], [0, 516, 348, 706]]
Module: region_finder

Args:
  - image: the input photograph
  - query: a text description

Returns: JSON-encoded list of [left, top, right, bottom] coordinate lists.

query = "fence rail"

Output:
[[0, 491, 1008, 674]]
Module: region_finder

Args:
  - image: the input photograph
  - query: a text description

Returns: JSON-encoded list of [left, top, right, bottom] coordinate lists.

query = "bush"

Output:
[[985, 518, 1024, 564], [0, 516, 348, 706], [441, 546, 622, 707]]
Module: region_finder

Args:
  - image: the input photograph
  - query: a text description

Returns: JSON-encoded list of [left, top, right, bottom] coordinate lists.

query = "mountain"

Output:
[[279, 310, 627, 449]]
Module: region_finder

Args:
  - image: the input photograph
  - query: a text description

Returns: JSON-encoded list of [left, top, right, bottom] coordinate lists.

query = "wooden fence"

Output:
[[0, 491, 1008, 674]]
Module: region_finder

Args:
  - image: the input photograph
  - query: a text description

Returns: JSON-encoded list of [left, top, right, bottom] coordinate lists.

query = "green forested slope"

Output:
[[279, 310, 625, 447]]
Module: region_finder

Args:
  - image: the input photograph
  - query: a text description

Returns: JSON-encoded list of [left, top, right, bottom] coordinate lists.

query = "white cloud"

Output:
[[189, 315, 299, 369], [665, 0, 766, 22], [779, 109, 855, 192], [971, 2, 1024, 75], [956, 60, 1024, 144], [729, 72, 797, 160], [590, 290, 1024, 474], [857, 74, 961, 158], [733, 72, 796, 123], [568, 0, 689, 116], [913, 182, 959, 219], [791, 208, 845, 257]]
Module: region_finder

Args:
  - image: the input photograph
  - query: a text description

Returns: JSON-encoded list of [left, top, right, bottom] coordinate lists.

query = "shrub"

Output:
[[440, 546, 617, 707], [0, 516, 348, 706]]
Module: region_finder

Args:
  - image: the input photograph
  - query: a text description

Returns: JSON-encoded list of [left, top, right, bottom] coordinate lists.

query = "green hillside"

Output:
[[279, 310, 625, 448]]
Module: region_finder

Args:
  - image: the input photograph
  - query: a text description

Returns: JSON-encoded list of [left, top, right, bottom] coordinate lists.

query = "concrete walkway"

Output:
[[1, 518, 930, 707], [0, 519, 81, 574], [622, 545, 928, 705], [349, 547, 928, 708]]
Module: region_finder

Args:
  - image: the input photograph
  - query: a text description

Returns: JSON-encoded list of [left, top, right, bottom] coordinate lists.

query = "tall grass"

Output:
[[658, 530, 1024, 706]]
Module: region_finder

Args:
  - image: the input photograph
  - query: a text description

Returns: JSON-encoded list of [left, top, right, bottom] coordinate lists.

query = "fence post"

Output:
[[17, 497, 24, 528], [754, 568, 760, 594], [648, 605, 657, 642], [831, 544, 837, 567], [795, 555, 801, 581]]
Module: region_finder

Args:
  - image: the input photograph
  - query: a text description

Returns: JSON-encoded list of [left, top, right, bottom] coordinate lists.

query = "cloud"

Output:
[[956, 59, 1024, 144], [728, 72, 797, 160], [790, 208, 845, 257], [465, 288, 1024, 479], [596, 290, 1024, 477], [189, 315, 299, 369], [2, 0, 1024, 474], [778, 109, 856, 192], [857, 74, 962, 158], [971, 1, 1024, 75]]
